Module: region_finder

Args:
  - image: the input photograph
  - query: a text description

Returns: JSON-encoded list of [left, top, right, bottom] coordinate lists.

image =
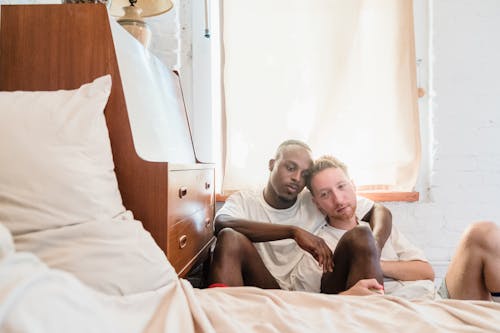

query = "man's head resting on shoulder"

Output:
[[264, 139, 313, 209], [305, 155, 358, 223]]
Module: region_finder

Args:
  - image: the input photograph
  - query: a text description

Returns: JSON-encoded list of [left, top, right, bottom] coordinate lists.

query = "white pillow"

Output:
[[13, 215, 178, 296], [0, 75, 126, 235]]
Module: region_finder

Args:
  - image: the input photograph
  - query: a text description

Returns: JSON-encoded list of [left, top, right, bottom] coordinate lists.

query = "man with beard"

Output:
[[296, 155, 500, 301], [208, 140, 391, 295]]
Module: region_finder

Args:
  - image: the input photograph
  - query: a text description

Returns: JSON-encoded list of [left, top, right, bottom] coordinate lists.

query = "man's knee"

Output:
[[342, 226, 378, 255], [214, 228, 253, 254], [463, 221, 499, 251]]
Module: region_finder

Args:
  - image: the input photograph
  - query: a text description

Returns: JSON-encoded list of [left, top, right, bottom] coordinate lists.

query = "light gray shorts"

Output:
[[436, 279, 450, 299]]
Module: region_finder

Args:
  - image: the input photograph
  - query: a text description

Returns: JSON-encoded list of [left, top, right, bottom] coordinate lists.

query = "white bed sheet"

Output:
[[2, 223, 500, 333]]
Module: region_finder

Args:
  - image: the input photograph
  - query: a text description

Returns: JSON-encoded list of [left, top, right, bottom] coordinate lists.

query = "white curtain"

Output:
[[222, 0, 420, 192]]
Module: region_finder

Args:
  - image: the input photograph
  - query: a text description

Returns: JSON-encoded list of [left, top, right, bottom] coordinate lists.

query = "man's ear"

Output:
[[269, 159, 275, 172]]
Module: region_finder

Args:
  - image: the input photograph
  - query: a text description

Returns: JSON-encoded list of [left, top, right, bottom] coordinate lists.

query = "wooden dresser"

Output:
[[163, 164, 215, 277], [0, 4, 215, 279]]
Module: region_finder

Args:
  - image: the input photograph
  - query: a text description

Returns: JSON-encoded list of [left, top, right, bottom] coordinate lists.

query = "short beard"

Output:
[[277, 194, 297, 204]]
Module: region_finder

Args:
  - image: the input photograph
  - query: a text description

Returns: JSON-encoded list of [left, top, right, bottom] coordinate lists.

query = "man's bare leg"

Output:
[[321, 225, 384, 294], [445, 221, 500, 300], [208, 228, 281, 289]]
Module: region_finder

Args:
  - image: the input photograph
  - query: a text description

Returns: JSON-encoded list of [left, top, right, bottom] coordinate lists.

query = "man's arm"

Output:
[[380, 225, 435, 282], [215, 214, 295, 241], [361, 203, 392, 252], [215, 214, 333, 272], [380, 260, 435, 281]]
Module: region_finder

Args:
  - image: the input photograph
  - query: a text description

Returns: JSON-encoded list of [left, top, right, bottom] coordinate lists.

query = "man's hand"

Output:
[[339, 279, 385, 296], [293, 228, 333, 272]]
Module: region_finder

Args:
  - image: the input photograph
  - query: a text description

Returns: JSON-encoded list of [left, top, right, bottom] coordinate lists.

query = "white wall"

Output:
[[386, 0, 500, 281], [150, 0, 500, 281]]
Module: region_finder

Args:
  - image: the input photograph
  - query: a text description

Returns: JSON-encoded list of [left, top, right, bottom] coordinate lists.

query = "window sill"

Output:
[[216, 191, 419, 203], [356, 191, 419, 202]]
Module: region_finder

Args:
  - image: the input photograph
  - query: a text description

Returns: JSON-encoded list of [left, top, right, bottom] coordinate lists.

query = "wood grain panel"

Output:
[[167, 209, 215, 275], [168, 168, 214, 225]]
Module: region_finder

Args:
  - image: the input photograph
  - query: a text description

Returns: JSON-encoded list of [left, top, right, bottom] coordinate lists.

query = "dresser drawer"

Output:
[[168, 169, 214, 225], [167, 208, 214, 275]]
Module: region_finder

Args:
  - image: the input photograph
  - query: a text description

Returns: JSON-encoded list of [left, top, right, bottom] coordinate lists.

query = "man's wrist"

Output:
[[290, 226, 300, 240]]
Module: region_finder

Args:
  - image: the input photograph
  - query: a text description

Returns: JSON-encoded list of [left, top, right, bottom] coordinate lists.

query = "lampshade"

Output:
[[110, 0, 173, 18], [110, 0, 173, 49]]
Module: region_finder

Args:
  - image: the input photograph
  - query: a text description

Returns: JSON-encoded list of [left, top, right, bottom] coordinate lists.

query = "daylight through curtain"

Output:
[[222, 0, 420, 192]]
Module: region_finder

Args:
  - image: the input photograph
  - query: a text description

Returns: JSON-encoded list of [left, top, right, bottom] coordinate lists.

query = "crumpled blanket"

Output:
[[1, 224, 500, 333]]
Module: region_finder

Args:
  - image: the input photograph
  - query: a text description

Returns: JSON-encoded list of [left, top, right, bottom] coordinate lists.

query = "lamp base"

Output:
[[117, 5, 152, 49]]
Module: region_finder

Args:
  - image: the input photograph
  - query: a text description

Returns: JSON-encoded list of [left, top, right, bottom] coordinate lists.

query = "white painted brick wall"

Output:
[[148, 10, 180, 70], [151, 1, 500, 285], [148, 0, 194, 120], [387, 0, 500, 282]]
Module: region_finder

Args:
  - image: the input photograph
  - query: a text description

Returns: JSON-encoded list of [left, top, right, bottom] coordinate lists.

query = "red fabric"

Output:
[[207, 283, 229, 288]]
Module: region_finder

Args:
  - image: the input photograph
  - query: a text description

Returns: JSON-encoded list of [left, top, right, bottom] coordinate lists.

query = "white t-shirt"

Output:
[[216, 189, 374, 290], [292, 221, 436, 299]]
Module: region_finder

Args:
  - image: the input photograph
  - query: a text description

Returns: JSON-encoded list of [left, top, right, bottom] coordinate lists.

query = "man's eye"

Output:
[[320, 192, 328, 198]]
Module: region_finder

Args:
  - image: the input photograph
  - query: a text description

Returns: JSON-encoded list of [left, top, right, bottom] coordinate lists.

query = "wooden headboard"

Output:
[[0, 4, 170, 248]]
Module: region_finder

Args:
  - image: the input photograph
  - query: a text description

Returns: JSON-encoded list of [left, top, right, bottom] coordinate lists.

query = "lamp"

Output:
[[110, 0, 173, 49]]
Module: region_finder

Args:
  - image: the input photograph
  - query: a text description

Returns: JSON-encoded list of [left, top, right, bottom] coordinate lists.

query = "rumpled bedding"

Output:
[[2, 224, 500, 333], [13, 212, 178, 296]]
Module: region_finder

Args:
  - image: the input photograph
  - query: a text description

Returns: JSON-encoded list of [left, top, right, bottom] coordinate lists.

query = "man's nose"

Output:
[[291, 170, 301, 181], [330, 192, 341, 204]]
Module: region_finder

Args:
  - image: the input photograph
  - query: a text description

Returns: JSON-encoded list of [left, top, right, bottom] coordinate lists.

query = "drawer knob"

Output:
[[205, 182, 211, 190], [179, 235, 188, 249], [178, 187, 188, 198]]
